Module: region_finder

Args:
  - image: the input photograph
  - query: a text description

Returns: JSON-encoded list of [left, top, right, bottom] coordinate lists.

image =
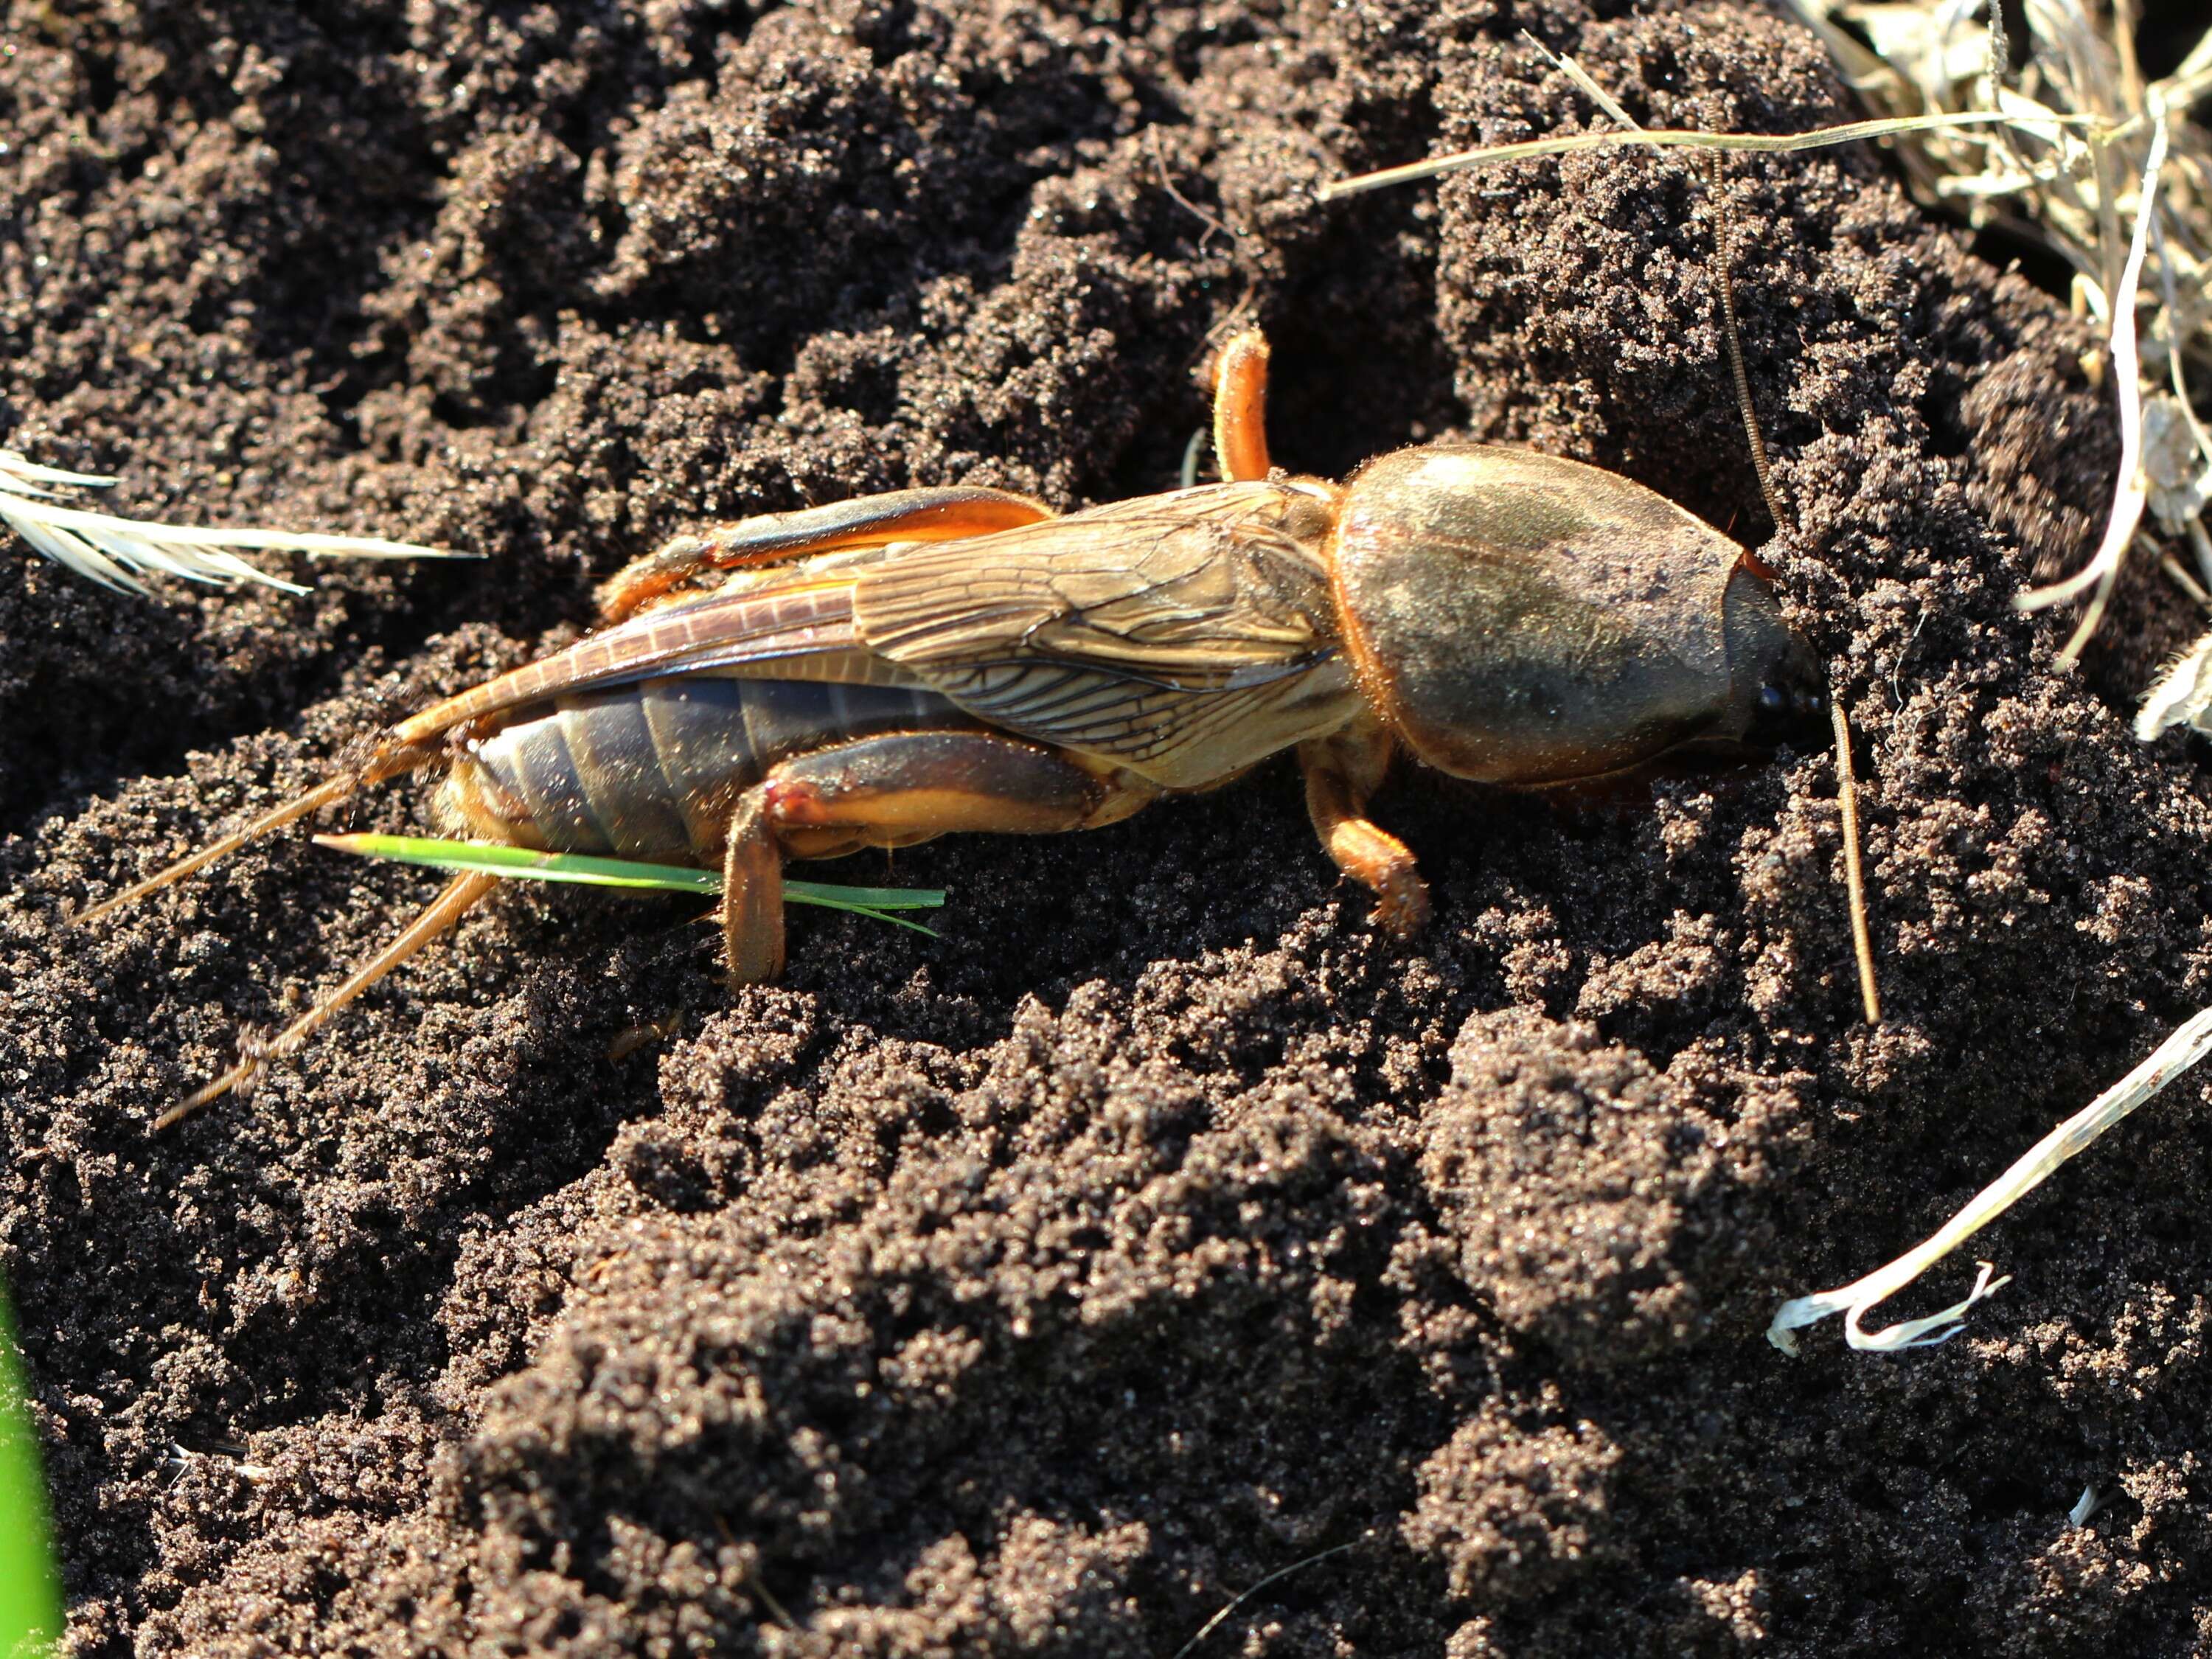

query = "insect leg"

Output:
[[159, 869, 500, 1128], [598, 486, 1057, 623], [717, 731, 1152, 983], [720, 789, 786, 986], [1298, 721, 1429, 935], [1211, 329, 1272, 483]]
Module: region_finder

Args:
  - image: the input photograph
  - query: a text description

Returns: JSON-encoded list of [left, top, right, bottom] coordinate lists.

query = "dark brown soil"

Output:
[[5, 1, 2211, 1653]]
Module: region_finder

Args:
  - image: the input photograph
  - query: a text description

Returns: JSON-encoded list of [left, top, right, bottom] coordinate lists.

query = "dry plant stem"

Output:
[[1315, 110, 2088, 201], [1530, 50, 1872, 1023], [1693, 116, 1879, 1026], [1769, 1004, 2212, 1353], [2159, 551, 2210, 606], [1521, 36, 1791, 532], [1523, 32, 1639, 132], [742, 1565, 797, 1631], [1178, 428, 1208, 490], [2115, 0, 2144, 109], [2014, 96, 2173, 659], [1488, 47, 1881, 1026], [1832, 696, 1882, 1025], [2150, 217, 2210, 451], [1146, 125, 1239, 254]]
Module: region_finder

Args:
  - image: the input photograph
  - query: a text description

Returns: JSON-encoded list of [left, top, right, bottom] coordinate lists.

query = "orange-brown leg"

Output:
[[1298, 721, 1428, 936], [718, 732, 1153, 982], [599, 485, 1055, 622], [721, 790, 787, 986], [1211, 329, 1272, 483]]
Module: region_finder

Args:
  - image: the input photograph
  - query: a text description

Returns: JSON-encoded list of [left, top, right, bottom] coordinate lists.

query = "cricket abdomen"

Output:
[[434, 675, 980, 860]]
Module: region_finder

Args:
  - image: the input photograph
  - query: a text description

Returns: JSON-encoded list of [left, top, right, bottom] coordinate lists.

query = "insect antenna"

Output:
[[156, 868, 500, 1129], [72, 741, 434, 928]]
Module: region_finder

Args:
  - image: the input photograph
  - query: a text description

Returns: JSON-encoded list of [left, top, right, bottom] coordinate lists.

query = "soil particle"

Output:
[[5, 1, 2212, 1655]]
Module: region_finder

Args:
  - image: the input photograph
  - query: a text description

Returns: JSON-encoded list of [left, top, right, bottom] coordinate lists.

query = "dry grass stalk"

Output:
[[1770, 1005, 2212, 1352], [1772, 0, 2212, 670], [1, 448, 449, 597], [1315, 108, 2073, 202]]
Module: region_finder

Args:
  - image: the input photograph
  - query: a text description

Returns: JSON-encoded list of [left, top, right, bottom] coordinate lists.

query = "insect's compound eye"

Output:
[[1759, 680, 1826, 720], [1742, 670, 1829, 751]]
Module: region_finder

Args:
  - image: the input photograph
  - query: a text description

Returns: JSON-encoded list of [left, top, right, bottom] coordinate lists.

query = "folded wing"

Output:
[[852, 484, 1357, 786], [396, 482, 1360, 789]]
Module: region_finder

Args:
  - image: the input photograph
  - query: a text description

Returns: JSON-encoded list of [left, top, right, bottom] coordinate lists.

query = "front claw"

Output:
[[1370, 861, 1431, 938], [1298, 726, 1430, 941], [1324, 813, 1428, 938]]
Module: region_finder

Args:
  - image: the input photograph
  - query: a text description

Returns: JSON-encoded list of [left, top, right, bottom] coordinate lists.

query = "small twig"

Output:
[[714, 1517, 799, 1632], [2159, 551, 2211, 607], [1832, 695, 1882, 1026], [1521, 32, 1644, 135], [1708, 150, 1790, 533], [1528, 46, 1872, 1021], [1520, 35, 1792, 534], [1518, 38, 1792, 536], [1179, 427, 1209, 490], [1169, 1541, 1359, 1659], [1147, 125, 1239, 254], [746, 1565, 799, 1631]]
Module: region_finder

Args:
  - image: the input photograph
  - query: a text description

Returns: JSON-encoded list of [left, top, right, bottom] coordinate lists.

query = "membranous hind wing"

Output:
[[852, 481, 1359, 788], [390, 567, 918, 745]]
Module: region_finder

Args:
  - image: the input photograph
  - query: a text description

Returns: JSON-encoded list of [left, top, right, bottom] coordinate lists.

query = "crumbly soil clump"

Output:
[[4, 1, 2209, 1654]]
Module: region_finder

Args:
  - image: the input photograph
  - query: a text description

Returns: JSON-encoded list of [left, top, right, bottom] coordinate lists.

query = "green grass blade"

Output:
[[779, 894, 941, 936], [0, 1285, 63, 1655], [316, 835, 718, 892], [781, 879, 945, 912], [314, 835, 944, 936]]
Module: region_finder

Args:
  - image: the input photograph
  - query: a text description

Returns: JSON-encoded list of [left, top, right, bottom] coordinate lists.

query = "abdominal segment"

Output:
[[434, 675, 978, 860]]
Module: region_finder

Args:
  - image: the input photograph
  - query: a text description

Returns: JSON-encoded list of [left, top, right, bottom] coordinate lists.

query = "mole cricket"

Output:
[[72, 328, 1827, 1122]]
